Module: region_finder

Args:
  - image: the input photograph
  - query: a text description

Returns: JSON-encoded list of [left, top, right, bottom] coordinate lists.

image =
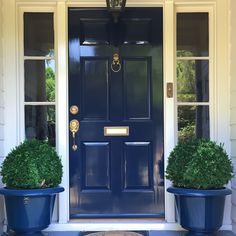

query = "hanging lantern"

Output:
[[106, 0, 126, 22]]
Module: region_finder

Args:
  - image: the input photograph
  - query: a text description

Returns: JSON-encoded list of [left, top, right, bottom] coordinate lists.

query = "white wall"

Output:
[[230, 0, 236, 233], [0, 0, 5, 233], [0, 0, 4, 160]]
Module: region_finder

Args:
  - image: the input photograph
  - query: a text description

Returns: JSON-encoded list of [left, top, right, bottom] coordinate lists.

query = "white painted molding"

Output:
[[45, 222, 232, 232], [56, 1, 69, 223], [215, 0, 231, 225], [163, 0, 176, 223], [46, 222, 184, 232], [2, 0, 18, 154]]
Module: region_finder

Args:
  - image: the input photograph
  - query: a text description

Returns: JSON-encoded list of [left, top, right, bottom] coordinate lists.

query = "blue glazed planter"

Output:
[[167, 187, 232, 234], [0, 187, 64, 234]]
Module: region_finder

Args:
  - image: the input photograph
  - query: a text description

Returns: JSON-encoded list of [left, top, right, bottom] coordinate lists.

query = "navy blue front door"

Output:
[[68, 8, 164, 218]]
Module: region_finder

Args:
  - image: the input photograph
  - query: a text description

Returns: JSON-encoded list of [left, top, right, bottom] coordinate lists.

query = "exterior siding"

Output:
[[230, 0, 236, 233], [0, 0, 3, 161], [0, 0, 5, 233]]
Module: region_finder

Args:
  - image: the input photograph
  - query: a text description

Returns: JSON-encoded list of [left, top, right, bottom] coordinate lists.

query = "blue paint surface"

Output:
[[68, 7, 164, 217], [0, 187, 64, 234], [167, 187, 231, 234]]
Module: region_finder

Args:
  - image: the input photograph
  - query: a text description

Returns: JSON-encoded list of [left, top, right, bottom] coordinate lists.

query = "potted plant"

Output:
[[166, 139, 233, 234], [0, 139, 64, 234]]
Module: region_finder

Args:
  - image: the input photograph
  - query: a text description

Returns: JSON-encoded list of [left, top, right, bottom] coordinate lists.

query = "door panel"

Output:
[[124, 142, 152, 189], [124, 59, 150, 119], [69, 8, 164, 218], [82, 59, 109, 119]]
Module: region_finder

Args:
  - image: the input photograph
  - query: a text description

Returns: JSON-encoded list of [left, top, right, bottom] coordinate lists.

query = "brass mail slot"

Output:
[[104, 126, 129, 136]]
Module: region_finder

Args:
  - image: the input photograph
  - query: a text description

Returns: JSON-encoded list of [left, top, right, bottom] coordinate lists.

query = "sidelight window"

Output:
[[23, 13, 56, 146], [176, 13, 210, 141]]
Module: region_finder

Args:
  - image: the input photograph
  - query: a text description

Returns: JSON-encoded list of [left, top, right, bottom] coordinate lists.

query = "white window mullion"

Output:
[[177, 102, 210, 106], [19, 6, 26, 142], [24, 102, 56, 105], [177, 57, 210, 60], [24, 56, 54, 60]]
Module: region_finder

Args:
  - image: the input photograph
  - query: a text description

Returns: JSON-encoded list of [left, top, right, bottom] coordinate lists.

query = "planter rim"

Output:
[[167, 186, 232, 196], [0, 186, 64, 196]]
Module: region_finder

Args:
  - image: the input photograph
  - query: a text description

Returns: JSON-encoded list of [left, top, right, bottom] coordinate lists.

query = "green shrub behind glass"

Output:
[[1, 139, 63, 189]]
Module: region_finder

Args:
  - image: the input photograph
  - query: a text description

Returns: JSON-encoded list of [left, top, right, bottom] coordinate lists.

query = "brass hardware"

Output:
[[70, 105, 79, 115], [113, 53, 119, 62], [167, 82, 173, 98], [111, 53, 121, 72], [70, 119, 80, 151], [104, 126, 129, 136]]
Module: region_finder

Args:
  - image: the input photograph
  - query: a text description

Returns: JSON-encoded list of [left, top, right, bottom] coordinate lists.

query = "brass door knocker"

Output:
[[111, 53, 121, 72]]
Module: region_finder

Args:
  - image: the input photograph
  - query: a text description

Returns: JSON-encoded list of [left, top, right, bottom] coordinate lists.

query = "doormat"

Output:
[[80, 231, 148, 236]]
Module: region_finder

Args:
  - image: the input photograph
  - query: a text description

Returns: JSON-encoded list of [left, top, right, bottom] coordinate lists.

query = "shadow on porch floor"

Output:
[[2, 231, 236, 236]]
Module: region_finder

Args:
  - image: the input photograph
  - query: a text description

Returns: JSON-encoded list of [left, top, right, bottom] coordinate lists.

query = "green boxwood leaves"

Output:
[[1, 140, 63, 189], [166, 139, 233, 189]]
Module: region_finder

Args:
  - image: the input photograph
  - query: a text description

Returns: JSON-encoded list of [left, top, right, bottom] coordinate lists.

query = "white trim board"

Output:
[[45, 222, 232, 232]]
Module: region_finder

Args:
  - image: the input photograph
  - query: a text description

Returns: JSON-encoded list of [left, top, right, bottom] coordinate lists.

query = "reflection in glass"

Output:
[[25, 60, 55, 102], [178, 106, 209, 141], [25, 105, 55, 146], [177, 13, 209, 57], [24, 13, 54, 56], [177, 60, 209, 102]]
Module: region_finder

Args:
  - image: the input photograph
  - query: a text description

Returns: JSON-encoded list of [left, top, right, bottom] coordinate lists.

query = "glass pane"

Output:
[[24, 13, 54, 56], [25, 105, 56, 146], [177, 60, 209, 102], [178, 106, 209, 141], [25, 60, 55, 102], [177, 13, 209, 57]]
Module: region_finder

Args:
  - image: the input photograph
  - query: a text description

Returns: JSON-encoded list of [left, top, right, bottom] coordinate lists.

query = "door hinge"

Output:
[[167, 82, 173, 98]]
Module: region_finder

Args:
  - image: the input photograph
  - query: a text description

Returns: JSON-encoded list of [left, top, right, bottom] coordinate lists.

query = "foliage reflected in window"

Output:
[[178, 106, 209, 142], [178, 106, 195, 141], [46, 66, 55, 102], [177, 60, 196, 102], [24, 13, 55, 146], [176, 12, 210, 142]]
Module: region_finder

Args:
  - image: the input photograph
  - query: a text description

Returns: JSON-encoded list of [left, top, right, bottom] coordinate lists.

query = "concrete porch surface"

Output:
[[3, 231, 235, 236], [43, 231, 235, 236]]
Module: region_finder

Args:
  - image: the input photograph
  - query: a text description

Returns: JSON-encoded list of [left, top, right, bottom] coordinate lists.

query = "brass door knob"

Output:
[[70, 119, 80, 151]]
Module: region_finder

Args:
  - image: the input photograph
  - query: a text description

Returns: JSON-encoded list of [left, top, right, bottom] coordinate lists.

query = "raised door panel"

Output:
[[82, 142, 111, 190], [123, 58, 151, 120], [82, 59, 109, 120]]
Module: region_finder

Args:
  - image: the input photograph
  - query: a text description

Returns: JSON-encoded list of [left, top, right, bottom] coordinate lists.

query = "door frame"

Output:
[[2, 0, 231, 231], [17, 0, 176, 225], [65, 1, 174, 223]]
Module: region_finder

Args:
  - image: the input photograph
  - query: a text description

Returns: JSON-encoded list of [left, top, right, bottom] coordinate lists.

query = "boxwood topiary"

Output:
[[1, 139, 63, 189], [166, 139, 234, 189]]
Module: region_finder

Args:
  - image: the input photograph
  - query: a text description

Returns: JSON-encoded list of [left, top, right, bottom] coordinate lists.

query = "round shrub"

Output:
[[1, 139, 63, 189], [166, 139, 233, 189]]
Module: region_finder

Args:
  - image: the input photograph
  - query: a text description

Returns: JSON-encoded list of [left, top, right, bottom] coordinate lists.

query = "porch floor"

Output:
[[3, 231, 235, 236]]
